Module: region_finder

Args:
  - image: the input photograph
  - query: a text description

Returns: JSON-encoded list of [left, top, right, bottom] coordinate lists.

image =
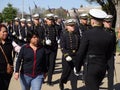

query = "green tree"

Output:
[[2, 3, 17, 22], [0, 13, 3, 23]]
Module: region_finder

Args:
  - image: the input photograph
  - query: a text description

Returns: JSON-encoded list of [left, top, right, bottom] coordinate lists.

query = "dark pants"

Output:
[[60, 56, 77, 90], [107, 56, 115, 90], [85, 63, 106, 90], [0, 73, 12, 90], [46, 49, 57, 83]]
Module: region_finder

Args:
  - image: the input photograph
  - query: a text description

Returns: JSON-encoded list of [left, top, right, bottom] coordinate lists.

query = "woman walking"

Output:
[[14, 30, 47, 90]]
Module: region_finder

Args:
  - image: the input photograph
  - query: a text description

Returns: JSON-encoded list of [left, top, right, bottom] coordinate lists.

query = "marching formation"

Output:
[[0, 8, 117, 90]]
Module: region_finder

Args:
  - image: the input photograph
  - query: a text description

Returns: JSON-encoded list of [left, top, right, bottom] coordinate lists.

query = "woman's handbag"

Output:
[[0, 46, 13, 74]]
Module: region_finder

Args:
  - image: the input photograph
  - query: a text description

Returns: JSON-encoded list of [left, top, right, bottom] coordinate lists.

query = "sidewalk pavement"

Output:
[[9, 49, 120, 90]]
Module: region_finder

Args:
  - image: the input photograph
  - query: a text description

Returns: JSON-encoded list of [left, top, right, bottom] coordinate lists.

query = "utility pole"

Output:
[[22, 0, 24, 18]]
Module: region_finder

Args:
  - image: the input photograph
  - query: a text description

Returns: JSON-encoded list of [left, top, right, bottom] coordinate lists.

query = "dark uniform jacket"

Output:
[[11, 24, 27, 46], [20, 26, 27, 39], [0, 39, 13, 73], [10, 25, 19, 41], [60, 30, 80, 58], [14, 25, 19, 36], [44, 25, 58, 51], [76, 26, 114, 71], [15, 44, 47, 77], [27, 24, 34, 31], [17, 26, 27, 46], [75, 23, 92, 37], [34, 24, 45, 43], [79, 23, 88, 32], [55, 24, 62, 40]]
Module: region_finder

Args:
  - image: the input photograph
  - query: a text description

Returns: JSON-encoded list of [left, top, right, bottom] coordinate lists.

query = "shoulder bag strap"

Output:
[[0, 45, 9, 63]]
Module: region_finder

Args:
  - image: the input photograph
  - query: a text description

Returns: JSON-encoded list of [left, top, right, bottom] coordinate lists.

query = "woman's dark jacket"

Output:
[[15, 44, 47, 77], [0, 39, 13, 73]]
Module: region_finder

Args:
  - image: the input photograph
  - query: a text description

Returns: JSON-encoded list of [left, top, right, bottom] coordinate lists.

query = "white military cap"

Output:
[[54, 15, 58, 18], [80, 13, 88, 19], [27, 18, 31, 22], [46, 13, 54, 20], [65, 19, 76, 25], [89, 9, 107, 19], [20, 18, 26, 22], [104, 15, 113, 21], [14, 17, 19, 21], [54, 15, 59, 20], [32, 13, 39, 19], [26, 18, 32, 23]]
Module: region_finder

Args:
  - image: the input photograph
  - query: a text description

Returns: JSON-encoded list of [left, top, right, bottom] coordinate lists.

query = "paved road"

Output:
[[9, 49, 120, 90]]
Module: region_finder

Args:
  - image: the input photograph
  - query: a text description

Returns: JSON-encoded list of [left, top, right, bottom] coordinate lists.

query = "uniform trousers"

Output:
[[46, 49, 57, 83], [85, 63, 107, 90], [107, 56, 115, 90], [60, 56, 77, 90]]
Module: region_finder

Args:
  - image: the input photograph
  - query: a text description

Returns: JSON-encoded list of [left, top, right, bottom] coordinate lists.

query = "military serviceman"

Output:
[[103, 15, 116, 90], [59, 19, 80, 90], [32, 13, 45, 46], [79, 13, 88, 32], [54, 15, 62, 41], [11, 17, 20, 41], [17, 18, 27, 46], [7, 21, 13, 39], [44, 13, 58, 85], [26, 18, 33, 31], [78, 13, 92, 35], [75, 9, 115, 90], [12, 18, 26, 46]]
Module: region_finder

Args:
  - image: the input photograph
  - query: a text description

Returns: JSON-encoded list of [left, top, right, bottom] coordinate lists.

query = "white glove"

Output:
[[19, 36, 22, 40], [12, 41, 18, 47], [12, 41, 21, 53], [14, 46, 21, 53], [12, 32, 16, 35], [66, 56, 72, 61], [57, 39, 60, 44], [74, 67, 80, 76], [45, 39, 51, 45], [24, 38, 26, 42]]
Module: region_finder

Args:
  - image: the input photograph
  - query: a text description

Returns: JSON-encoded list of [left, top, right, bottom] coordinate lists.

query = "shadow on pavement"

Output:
[[77, 86, 86, 90], [64, 88, 70, 90], [54, 68, 62, 74], [56, 58, 62, 60], [53, 79, 60, 85], [114, 83, 120, 90], [77, 83, 120, 90], [55, 61, 62, 65]]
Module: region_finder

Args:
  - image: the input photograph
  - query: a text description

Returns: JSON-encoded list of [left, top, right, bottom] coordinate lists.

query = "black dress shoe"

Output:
[[47, 82, 54, 86], [59, 82, 64, 90]]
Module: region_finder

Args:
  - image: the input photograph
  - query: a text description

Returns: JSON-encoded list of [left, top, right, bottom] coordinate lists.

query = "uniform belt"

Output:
[[87, 54, 107, 65]]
